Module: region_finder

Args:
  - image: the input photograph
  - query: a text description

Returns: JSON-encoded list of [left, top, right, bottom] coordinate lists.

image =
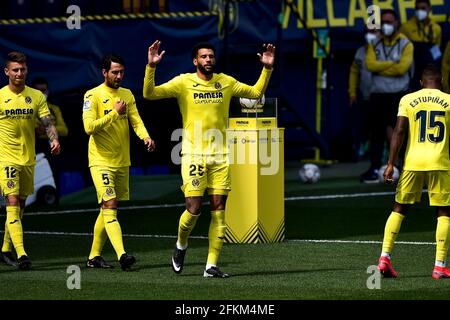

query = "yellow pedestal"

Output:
[[225, 128, 285, 243]]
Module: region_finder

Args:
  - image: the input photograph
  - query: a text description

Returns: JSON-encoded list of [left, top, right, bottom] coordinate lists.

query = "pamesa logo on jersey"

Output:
[[193, 91, 224, 104], [4, 108, 34, 119]]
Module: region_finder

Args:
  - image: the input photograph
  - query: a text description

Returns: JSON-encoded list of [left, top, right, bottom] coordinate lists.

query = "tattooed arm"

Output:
[[41, 115, 61, 155]]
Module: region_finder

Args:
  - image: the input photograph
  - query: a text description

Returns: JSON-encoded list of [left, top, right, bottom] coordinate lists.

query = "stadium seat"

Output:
[[60, 171, 85, 196]]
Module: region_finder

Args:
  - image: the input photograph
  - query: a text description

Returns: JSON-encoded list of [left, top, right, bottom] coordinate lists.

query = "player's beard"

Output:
[[106, 77, 121, 89], [198, 63, 214, 76]]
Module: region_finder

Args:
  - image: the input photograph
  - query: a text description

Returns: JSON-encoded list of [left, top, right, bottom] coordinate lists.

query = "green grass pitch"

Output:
[[1, 163, 450, 301]]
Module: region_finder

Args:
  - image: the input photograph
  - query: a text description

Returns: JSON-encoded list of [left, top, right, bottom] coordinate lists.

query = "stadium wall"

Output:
[[0, 0, 449, 171]]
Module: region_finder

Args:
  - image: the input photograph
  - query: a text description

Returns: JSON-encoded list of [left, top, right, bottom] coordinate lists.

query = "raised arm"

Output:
[[147, 40, 165, 68], [257, 43, 275, 70], [232, 43, 276, 98], [143, 41, 181, 100]]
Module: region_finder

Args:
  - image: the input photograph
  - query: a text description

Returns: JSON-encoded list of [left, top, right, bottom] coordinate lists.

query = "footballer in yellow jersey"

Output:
[[83, 54, 155, 271], [143, 40, 275, 277], [377, 64, 450, 279], [0, 52, 60, 270]]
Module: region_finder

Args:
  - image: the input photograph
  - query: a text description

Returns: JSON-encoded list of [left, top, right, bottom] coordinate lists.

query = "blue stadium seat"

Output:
[[147, 165, 170, 175], [60, 171, 85, 196], [130, 167, 145, 176]]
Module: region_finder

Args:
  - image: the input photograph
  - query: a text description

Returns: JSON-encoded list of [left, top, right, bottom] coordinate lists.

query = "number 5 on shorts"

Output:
[[102, 173, 110, 185]]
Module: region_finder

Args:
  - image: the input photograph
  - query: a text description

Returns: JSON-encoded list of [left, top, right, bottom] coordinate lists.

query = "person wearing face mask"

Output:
[[32, 77, 68, 199], [348, 27, 380, 161], [361, 9, 414, 183], [400, 0, 442, 91]]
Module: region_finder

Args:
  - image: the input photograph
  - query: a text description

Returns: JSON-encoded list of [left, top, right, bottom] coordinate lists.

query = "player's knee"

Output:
[[210, 195, 227, 211], [6, 195, 20, 206], [211, 202, 225, 211], [102, 198, 118, 209], [185, 198, 202, 215], [393, 202, 408, 215], [437, 207, 450, 217]]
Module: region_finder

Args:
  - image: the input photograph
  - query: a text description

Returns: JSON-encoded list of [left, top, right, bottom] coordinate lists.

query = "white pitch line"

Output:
[[20, 230, 207, 240], [284, 191, 396, 201], [5, 230, 435, 246], [23, 202, 188, 216], [289, 239, 435, 245], [21, 191, 400, 216]]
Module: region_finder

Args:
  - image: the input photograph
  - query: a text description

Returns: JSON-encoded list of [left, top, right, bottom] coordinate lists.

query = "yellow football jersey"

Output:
[[82, 83, 150, 167], [398, 88, 450, 170], [0, 85, 50, 166], [143, 66, 272, 155]]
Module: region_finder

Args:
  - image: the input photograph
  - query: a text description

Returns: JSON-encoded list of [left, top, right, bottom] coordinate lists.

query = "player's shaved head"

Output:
[[5, 51, 27, 67]]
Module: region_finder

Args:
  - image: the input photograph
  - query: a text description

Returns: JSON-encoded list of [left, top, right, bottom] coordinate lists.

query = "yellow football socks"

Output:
[[2, 221, 12, 252], [381, 211, 405, 255], [5, 205, 26, 258], [206, 210, 226, 266], [435, 216, 450, 263], [3, 208, 24, 253], [88, 209, 108, 260], [102, 208, 125, 260], [177, 210, 200, 249]]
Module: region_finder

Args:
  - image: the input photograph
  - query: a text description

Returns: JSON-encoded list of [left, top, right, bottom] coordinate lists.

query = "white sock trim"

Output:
[[435, 260, 446, 268], [176, 242, 188, 250], [206, 264, 216, 270], [381, 252, 391, 259]]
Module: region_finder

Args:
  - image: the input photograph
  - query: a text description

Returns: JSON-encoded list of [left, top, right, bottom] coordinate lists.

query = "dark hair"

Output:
[[422, 63, 441, 80], [381, 9, 398, 20], [191, 42, 216, 59], [5, 51, 27, 67], [101, 54, 125, 71], [416, 0, 431, 6], [31, 77, 48, 87]]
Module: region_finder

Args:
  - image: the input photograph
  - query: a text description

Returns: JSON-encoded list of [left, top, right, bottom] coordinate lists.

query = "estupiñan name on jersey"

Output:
[[410, 96, 449, 108]]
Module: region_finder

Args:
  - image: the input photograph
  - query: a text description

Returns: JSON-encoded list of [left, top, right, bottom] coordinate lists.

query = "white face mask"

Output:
[[382, 24, 395, 37], [415, 9, 428, 21], [365, 33, 378, 44], [43, 93, 48, 101]]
